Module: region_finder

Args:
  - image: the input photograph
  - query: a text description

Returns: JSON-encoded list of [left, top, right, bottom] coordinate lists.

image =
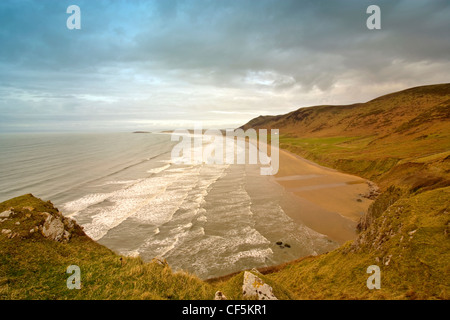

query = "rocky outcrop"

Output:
[[242, 271, 278, 300], [357, 185, 403, 232], [0, 202, 81, 243], [359, 181, 381, 200], [0, 210, 12, 218], [42, 213, 68, 242], [214, 291, 227, 300]]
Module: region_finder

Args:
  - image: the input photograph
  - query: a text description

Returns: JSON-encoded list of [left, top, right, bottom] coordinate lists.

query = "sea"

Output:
[[0, 132, 337, 279]]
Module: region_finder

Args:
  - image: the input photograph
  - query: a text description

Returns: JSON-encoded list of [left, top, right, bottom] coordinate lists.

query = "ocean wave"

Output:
[[96, 179, 139, 186], [224, 248, 273, 265], [66, 161, 228, 241], [63, 192, 112, 215], [146, 164, 171, 174]]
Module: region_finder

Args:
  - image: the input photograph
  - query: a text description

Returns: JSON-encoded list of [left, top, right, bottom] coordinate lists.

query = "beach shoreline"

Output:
[[268, 144, 374, 244]]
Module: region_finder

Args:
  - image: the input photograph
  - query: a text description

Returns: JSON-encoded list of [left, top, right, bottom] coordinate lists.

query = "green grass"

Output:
[[278, 132, 450, 190], [264, 187, 450, 299], [2, 84, 449, 300], [0, 194, 296, 300], [0, 195, 214, 300]]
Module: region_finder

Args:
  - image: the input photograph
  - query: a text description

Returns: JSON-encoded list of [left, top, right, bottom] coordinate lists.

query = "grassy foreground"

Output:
[[0, 194, 294, 300], [266, 187, 450, 299]]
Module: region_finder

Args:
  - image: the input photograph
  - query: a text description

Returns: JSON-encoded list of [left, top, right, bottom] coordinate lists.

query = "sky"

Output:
[[0, 0, 449, 132]]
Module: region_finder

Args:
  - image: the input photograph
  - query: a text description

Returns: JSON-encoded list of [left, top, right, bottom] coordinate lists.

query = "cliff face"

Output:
[[0, 194, 84, 243], [0, 194, 214, 300], [0, 194, 294, 300]]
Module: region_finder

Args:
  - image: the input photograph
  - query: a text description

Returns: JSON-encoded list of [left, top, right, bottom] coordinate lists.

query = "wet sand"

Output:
[[269, 147, 373, 244]]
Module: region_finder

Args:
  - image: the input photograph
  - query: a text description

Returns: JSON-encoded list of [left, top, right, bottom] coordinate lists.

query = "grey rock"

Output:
[[214, 291, 227, 300], [41, 215, 65, 241], [384, 254, 392, 266], [63, 230, 71, 241], [242, 271, 278, 300], [64, 218, 75, 230], [0, 210, 12, 218]]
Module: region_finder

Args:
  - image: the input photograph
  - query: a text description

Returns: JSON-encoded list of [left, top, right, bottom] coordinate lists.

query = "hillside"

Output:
[[238, 83, 450, 299], [0, 194, 295, 300], [1, 84, 449, 300], [241, 83, 450, 190], [241, 83, 450, 139]]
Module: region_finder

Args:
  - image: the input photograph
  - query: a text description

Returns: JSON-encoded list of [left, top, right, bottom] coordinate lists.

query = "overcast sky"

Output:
[[0, 0, 449, 132]]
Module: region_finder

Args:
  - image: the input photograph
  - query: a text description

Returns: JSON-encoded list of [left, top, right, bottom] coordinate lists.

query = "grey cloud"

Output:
[[0, 0, 449, 131]]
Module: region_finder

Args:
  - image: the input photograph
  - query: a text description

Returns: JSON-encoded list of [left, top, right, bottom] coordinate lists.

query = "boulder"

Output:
[[41, 214, 65, 241], [214, 291, 227, 300], [0, 210, 12, 218], [242, 271, 278, 300], [63, 217, 75, 230]]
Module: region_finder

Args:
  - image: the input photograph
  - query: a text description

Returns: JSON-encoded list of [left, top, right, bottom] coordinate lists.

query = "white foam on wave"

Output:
[[168, 224, 273, 278], [63, 192, 113, 215], [64, 154, 229, 242], [141, 223, 205, 258], [165, 166, 194, 173], [97, 180, 139, 186], [224, 248, 273, 265], [225, 225, 271, 246], [81, 173, 190, 240], [146, 164, 170, 174], [123, 250, 140, 258]]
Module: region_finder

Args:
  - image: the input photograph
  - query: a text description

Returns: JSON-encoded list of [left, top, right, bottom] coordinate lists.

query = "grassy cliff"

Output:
[[241, 84, 450, 190], [0, 194, 213, 299], [0, 194, 295, 300], [238, 83, 450, 299], [1, 84, 449, 300]]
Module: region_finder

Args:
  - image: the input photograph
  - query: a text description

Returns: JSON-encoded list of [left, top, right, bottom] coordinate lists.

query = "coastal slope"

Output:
[[241, 83, 450, 190], [237, 83, 450, 299], [1, 83, 449, 299]]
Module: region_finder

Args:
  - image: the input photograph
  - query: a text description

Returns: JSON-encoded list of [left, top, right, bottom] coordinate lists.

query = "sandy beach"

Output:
[[270, 147, 373, 244]]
